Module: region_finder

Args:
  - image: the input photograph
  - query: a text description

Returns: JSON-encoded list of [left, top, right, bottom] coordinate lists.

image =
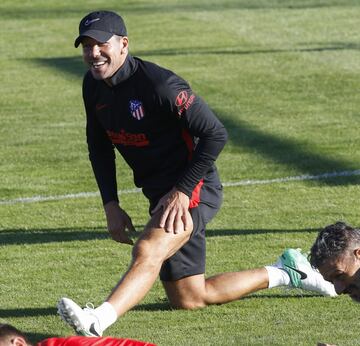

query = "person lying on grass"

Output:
[[0, 323, 155, 346]]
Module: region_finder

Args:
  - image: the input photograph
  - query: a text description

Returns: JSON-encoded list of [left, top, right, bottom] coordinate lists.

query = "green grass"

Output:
[[1, 0, 360, 345]]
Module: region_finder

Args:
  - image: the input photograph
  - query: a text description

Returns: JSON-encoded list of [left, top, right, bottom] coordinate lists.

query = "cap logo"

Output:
[[84, 18, 100, 26]]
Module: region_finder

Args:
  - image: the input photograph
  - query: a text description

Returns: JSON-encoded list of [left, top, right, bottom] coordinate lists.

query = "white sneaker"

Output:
[[278, 248, 337, 297], [57, 297, 103, 336]]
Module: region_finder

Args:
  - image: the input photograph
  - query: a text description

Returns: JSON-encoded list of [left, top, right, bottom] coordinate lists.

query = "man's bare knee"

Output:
[[169, 299, 207, 310], [133, 224, 190, 264], [163, 274, 208, 311], [131, 239, 165, 268]]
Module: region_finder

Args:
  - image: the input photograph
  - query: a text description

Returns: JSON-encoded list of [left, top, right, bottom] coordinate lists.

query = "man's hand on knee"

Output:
[[152, 188, 193, 234]]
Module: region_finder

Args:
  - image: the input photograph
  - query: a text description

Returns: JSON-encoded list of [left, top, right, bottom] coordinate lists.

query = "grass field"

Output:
[[1, 0, 360, 345]]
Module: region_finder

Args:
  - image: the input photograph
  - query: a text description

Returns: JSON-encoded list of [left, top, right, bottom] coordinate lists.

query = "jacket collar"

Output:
[[108, 54, 137, 86]]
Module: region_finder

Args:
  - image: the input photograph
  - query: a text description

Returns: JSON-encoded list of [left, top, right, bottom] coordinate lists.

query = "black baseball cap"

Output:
[[74, 10, 127, 48]]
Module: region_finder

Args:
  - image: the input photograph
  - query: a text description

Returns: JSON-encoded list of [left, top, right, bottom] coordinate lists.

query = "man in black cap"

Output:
[[57, 10, 336, 337]]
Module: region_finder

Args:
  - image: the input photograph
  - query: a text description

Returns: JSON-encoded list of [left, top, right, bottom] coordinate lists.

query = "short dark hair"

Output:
[[309, 221, 360, 268], [0, 324, 29, 344]]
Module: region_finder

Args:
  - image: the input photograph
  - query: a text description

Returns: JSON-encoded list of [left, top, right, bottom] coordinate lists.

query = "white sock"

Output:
[[94, 302, 118, 332], [265, 266, 290, 288]]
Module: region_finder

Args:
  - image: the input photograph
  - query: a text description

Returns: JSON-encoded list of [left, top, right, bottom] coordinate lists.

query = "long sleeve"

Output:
[[157, 73, 228, 197], [83, 73, 119, 205], [176, 94, 228, 196]]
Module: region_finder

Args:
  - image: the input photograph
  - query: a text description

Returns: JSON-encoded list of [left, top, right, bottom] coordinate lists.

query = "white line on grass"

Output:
[[222, 169, 360, 187], [1, 169, 360, 205]]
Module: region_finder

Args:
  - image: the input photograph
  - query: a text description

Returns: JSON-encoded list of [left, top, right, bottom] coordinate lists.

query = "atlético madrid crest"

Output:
[[129, 100, 145, 120]]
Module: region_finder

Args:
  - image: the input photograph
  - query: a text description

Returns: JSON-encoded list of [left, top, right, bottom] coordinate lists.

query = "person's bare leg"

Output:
[[163, 268, 269, 309], [205, 268, 269, 303], [57, 210, 193, 336], [106, 211, 192, 316]]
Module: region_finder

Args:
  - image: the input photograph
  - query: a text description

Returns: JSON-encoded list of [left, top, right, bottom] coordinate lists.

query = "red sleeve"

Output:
[[38, 336, 156, 346]]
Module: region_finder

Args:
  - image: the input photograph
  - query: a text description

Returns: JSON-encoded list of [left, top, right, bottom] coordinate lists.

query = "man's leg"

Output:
[[58, 207, 336, 336], [105, 213, 193, 316], [58, 209, 194, 336], [163, 250, 337, 310], [163, 269, 269, 309], [160, 198, 271, 309]]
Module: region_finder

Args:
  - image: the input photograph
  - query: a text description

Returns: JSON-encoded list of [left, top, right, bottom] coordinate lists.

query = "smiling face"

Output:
[[81, 35, 128, 82], [319, 248, 360, 302]]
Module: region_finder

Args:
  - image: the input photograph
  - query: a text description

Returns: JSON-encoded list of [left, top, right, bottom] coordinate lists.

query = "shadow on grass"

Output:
[[1, 0, 359, 19], [133, 302, 171, 312], [0, 303, 170, 317], [0, 295, 324, 319], [219, 115, 360, 186], [0, 307, 57, 318], [0, 227, 319, 246], [31, 41, 360, 78], [26, 332, 59, 344], [242, 293, 328, 300], [133, 293, 325, 312], [0, 227, 109, 245], [134, 42, 360, 58], [33, 56, 87, 79], [206, 228, 319, 237]]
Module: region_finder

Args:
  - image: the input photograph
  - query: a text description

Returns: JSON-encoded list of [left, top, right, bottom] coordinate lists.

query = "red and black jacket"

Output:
[[83, 54, 228, 209]]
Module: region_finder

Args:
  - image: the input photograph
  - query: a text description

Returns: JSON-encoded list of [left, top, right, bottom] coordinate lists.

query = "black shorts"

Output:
[[159, 184, 223, 281]]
